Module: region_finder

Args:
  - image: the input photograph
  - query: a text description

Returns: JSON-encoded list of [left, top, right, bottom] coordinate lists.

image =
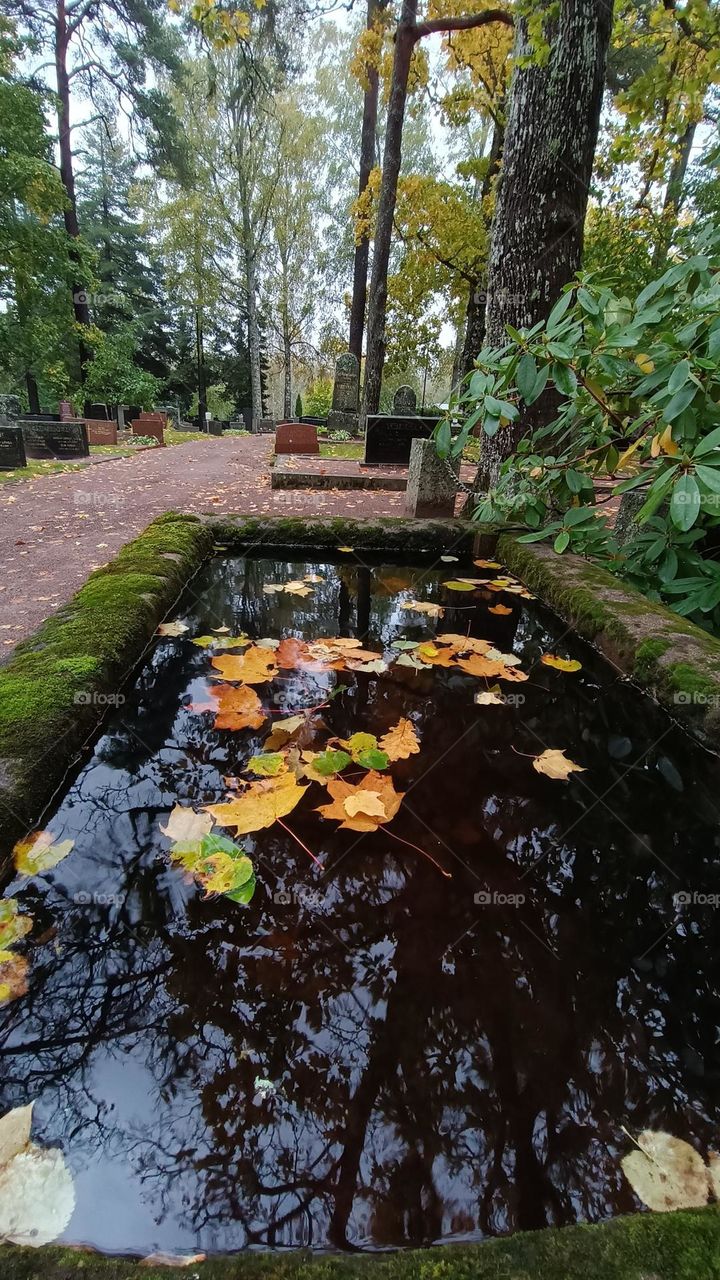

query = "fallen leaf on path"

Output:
[[532, 749, 585, 780]]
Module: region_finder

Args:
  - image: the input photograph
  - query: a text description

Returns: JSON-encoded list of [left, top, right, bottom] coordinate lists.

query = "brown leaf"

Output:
[[379, 718, 420, 761], [316, 771, 403, 833], [621, 1131, 710, 1213], [212, 684, 266, 731], [532, 749, 586, 781]]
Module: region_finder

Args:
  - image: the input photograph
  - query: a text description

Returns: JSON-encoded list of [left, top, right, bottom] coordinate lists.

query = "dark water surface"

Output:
[[2, 552, 720, 1256]]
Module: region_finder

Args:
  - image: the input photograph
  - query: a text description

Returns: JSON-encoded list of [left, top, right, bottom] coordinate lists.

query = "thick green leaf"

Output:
[[663, 383, 697, 423], [553, 363, 577, 396], [695, 464, 720, 495], [525, 365, 550, 405], [668, 360, 691, 393], [516, 353, 538, 402], [670, 473, 701, 531], [554, 530, 570, 553]]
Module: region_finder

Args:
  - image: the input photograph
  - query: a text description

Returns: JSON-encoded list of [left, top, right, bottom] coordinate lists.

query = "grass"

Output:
[[319, 441, 364, 459], [0, 427, 216, 485], [0, 457, 83, 484]]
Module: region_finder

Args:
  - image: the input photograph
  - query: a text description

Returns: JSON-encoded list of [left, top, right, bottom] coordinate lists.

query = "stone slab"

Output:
[[271, 456, 406, 491], [0, 425, 26, 469], [331, 352, 360, 414], [364, 414, 439, 467], [275, 422, 319, 455], [21, 420, 89, 459], [405, 437, 460, 518], [131, 415, 165, 445], [326, 409, 361, 437]]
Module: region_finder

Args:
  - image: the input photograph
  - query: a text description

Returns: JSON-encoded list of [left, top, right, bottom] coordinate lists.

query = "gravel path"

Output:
[[1, 436, 410, 656]]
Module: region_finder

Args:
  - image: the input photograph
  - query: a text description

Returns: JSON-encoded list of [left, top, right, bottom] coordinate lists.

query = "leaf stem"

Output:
[[277, 819, 324, 869], [384, 825, 452, 878]]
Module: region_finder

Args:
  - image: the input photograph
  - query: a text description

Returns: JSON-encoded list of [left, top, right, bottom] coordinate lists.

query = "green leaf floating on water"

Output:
[[357, 748, 389, 771], [311, 749, 352, 776], [247, 752, 286, 776], [168, 832, 256, 905], [225, 873, 257, 904]]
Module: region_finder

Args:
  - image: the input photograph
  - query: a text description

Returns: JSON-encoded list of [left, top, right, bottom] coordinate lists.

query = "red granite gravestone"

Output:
[[85, 419, 118, 446], [274, 422, 319, 455], [131, 413, 165, 445]]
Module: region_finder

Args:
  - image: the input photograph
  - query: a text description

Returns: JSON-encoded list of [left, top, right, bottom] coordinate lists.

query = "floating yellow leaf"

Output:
[[13, 831, 75, 876], [437, 634, 492, 654], [395, 653, 429, 671], [207, 773, 308, 836], [541, 655, 582, 673], [489, 604, 513, 616], [194, 851, 255, 898], [303, 574, 324, 583], [405, 600, 445, 619], [473, 559, 501, 569], [0, 902, 32, 951], [346, 657, 388, 674], [247, 752, 287, 777], [475, 690, 505, 706], [337, 545, 354, 552], [156, 621, 189, 637], [379, 718, 420, 761], [211, 645, 278, 685], [160, 805, 213, 847], [212, 684, 266, 731], [0, 951, 29, 1006], [344, 791, 387, 820], [532, 749, 586, 780], [440, 555, 458, 562], [317, 771, 403, 833], [621, 1131, 710, 1213], [444, 580, 476, 592]]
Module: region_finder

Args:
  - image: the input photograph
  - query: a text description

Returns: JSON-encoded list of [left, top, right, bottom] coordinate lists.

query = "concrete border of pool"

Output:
[[2, 510, 720, 1272], [1, 1204, 719, 1277], [4, 509, 720, 862]]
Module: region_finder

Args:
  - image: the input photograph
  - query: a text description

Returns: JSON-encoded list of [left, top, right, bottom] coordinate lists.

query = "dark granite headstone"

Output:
[[241, 406, 252, 430], [393, 385, 417, 414], [0, 426, 26, 469], [207, 419, 224, 436], [22, 420, 89, 459], [255, 418, 276, 434], [299, 416, 326, 427], [331, 353, 360, 413], [84, 402, 110, 421], [275, 422, 319, 455], [0, 394, 22, 425], [363, 414, 439, 467]]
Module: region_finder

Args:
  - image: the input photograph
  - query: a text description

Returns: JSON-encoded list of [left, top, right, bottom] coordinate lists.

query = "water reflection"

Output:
[[1, 553, 720, 1256]]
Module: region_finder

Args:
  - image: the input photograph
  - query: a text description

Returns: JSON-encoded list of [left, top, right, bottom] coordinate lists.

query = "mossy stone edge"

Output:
[[498, 533, 720, 748], [1, 1205, 719, 1279], [0, 514, 213, 857]]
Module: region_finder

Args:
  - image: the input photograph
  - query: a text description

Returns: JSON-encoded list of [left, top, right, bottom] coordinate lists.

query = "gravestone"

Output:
[[59, 400, 74, 420], [240, 406, 252, 430], [84, 402, 110, 421], [158, 404, 180, 428], [300, 416, 326, 427], [0, 394, 22, 425], [85, 419, 118, 446], [405, 438, 459, 518], [274, 422, 319, 455], [131, 413, 165, 445], [255, 418, 276, 434], [393, 385, 417, 415], [363, 413, 439, 467], [327, 352, 360, 436], [207, 419, 224, 436], [0, 426, 26, 470], [21, 420, 89, 459]]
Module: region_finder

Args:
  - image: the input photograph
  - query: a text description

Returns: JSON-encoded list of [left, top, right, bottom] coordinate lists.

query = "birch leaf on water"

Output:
[[13, 831, 75, 876], [541, 655, 582, 672]]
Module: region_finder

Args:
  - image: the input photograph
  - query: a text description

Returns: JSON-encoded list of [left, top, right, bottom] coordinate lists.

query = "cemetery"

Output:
[[1, 0, 720, 1276]]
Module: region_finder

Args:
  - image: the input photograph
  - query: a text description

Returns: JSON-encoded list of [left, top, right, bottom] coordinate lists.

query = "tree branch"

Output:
[[413, 8, 513, 41]]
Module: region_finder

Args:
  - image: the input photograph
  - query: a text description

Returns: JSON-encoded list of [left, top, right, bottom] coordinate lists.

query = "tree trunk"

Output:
[[55, 0, 92, 377], [651, 119, 697, 270], [476, 0, 613, 491], [348, 0, 385, 363], [241, 196, 263, 425], [362, 0, 418, 414], [283, 323, 292, 419], [458, 116, 505, 382]]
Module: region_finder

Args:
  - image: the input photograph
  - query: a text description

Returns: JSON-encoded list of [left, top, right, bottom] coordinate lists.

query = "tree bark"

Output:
[[242, 200, 264, 425], [362, 0, 418, 415], [55, 0, 92, 378], [362, 6, 513, 414], [283, 321, 292, 419], [476, 0, 613, 491], [348, 0, 386, 364]]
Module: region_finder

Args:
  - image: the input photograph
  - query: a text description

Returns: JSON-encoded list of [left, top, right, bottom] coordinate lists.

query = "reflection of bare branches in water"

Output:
[[1, 552, 720, 1254]]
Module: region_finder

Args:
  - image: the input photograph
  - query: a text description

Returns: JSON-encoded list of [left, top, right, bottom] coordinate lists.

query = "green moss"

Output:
[[0, 515, 212, 855], [499, 533, 720, 748], [1, 1207, 719, 1279], [206, 515, 478, 555]]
